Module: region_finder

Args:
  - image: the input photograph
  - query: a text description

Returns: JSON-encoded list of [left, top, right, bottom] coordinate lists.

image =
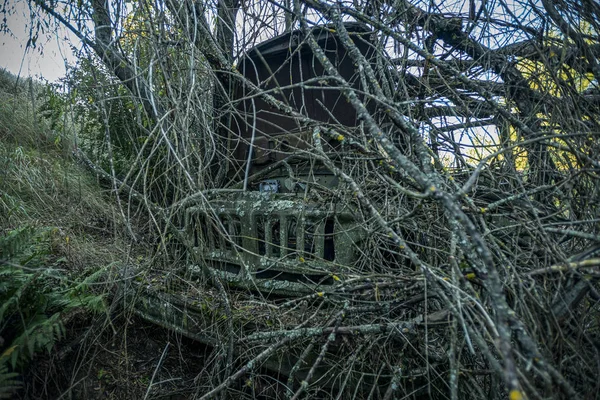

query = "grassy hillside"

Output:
[[0, 67, 210, 400], [0, 67, 135, 267], [0, 68, 137, 398]]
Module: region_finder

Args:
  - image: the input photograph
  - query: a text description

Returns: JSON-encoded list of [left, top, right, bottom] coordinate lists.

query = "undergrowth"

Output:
[[0, 68, 141, 398], [0, 226, 108, 399]]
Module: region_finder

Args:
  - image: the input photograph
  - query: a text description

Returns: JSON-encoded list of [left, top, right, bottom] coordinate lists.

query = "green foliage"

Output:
[[0, 226, 108, 397], [0, 66, 141, 399], [0, 350, 21, 400], [0, 69, 46, 147], [63, 57, 194, 206], [64, 58, 148, 176], [38, 83, 68, 132]]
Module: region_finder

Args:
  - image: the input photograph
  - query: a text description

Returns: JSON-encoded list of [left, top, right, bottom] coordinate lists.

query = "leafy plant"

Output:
[[0, 226, 108, 397], [0, 348, 21, 399]]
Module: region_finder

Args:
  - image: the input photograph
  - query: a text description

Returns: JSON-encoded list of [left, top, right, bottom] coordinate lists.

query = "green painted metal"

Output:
[[184, 191, 366, 296]]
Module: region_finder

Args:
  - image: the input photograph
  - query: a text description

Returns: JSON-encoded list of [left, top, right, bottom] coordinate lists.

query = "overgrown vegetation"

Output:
[[0, 67, 149, 399], [0, 226, 108, 398], [1, 0, 600, 398]]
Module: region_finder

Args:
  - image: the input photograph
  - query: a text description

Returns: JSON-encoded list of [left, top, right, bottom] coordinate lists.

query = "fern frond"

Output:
[[0, 354, 21, 399], [0, 226, 35, 261], [1, 226, 107, 375]]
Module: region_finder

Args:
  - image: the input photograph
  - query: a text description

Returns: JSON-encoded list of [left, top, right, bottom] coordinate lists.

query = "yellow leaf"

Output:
[[2, 345, 18, 358], [465, 273, 476, 280], [509, 390, 523, 400], [332, 275, 341, 282]]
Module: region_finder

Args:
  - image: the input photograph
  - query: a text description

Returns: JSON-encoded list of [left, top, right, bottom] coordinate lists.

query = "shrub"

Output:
[[0, 226, 107, 398]]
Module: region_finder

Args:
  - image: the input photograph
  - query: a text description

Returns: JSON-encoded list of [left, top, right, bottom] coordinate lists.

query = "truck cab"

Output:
[[185, 23, 377, 295]]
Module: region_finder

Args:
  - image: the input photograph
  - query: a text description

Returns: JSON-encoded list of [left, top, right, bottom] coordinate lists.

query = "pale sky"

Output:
[[0, 1, 74, 83]]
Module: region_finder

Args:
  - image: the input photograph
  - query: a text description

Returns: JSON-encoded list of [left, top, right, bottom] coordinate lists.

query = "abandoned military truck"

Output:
[[130, 22, 474, 395], [184, 23, 388, 295]]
